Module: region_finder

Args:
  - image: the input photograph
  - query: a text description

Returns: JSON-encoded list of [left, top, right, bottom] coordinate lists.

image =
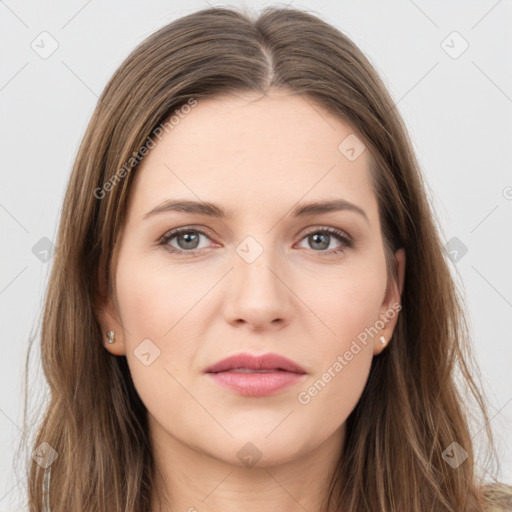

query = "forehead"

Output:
[[127, 90, 376, 221]]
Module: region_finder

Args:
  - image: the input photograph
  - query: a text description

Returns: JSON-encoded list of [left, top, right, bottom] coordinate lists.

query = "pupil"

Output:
[[179, 232, 199, 249], [311, 233, 329, 250]]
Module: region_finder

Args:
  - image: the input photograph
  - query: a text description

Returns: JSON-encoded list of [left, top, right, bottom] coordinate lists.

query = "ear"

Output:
[[373, 247, 405, 355], [94, 291, 127, 356]]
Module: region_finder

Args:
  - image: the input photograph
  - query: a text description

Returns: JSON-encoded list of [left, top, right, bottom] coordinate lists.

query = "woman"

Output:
[[21, 5, 511, 511]]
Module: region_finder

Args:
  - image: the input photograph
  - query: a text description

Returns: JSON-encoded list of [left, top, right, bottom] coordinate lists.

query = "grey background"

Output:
[[1, 0, 511, 509]]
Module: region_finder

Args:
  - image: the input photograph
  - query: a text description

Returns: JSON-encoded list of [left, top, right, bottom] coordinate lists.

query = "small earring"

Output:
[[379, 335, 386, 345], [106, 330, 115, 344]]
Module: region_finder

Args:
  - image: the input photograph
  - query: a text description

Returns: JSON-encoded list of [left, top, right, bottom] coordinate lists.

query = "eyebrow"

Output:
[[143, 198, 369, 224]]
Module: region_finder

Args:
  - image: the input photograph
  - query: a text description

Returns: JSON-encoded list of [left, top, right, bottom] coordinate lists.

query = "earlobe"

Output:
[[94, 297, 127, 356], [102, 328, 126, 356]]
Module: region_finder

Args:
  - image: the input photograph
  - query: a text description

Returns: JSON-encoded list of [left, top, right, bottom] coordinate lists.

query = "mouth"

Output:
[[204, 352, 306, 397]]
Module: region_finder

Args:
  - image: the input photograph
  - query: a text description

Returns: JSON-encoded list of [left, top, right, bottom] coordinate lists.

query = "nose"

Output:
[[223, 240, 293, 331]]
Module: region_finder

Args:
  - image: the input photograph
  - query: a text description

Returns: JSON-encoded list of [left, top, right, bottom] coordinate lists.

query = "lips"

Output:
[[205, 352, 306, 397], [204, 352, 306, 374]]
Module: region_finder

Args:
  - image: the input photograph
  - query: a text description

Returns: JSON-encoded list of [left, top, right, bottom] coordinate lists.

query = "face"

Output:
[[97, 89, 404, 468]]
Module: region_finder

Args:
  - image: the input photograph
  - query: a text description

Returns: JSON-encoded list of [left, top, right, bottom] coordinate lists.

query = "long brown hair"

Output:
[[20, 6, 500, 511]]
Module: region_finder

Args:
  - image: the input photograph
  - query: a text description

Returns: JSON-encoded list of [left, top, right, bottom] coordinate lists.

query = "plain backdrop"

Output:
[[1, 0, 511, 509]]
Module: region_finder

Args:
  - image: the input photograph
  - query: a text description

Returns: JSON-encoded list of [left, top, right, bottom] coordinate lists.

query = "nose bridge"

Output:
[[235, 232, 284, 294], [224, 231, 291, 326]]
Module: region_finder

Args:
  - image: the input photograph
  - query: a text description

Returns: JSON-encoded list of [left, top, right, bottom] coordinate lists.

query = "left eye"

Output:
[[159, 227, 352, 255], [297, 228, 352, 253]]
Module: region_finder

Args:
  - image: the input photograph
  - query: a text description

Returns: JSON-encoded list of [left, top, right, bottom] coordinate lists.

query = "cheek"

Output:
[[114, 250, 220, 395], [298, 259, 386, 412], [312, 259, 387, 349], [114, 252, 201, 416], [115, 250, 210, 342]]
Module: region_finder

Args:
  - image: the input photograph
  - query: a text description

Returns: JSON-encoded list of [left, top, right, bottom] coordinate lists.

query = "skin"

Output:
[[97, 88, 405, 512]]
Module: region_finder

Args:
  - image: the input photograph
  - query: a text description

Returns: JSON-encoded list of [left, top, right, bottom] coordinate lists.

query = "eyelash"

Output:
[[158, 226, 354, 257]]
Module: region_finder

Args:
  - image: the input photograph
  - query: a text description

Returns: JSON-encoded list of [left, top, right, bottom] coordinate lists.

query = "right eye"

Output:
[[159, 227, 215, 256]]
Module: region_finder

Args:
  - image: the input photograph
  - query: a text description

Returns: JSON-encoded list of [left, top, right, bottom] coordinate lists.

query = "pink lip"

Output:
[[204, 352, 307, 397]]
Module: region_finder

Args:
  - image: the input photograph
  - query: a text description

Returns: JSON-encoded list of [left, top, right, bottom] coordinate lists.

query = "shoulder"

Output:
[[480, 482, 512, 511]]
